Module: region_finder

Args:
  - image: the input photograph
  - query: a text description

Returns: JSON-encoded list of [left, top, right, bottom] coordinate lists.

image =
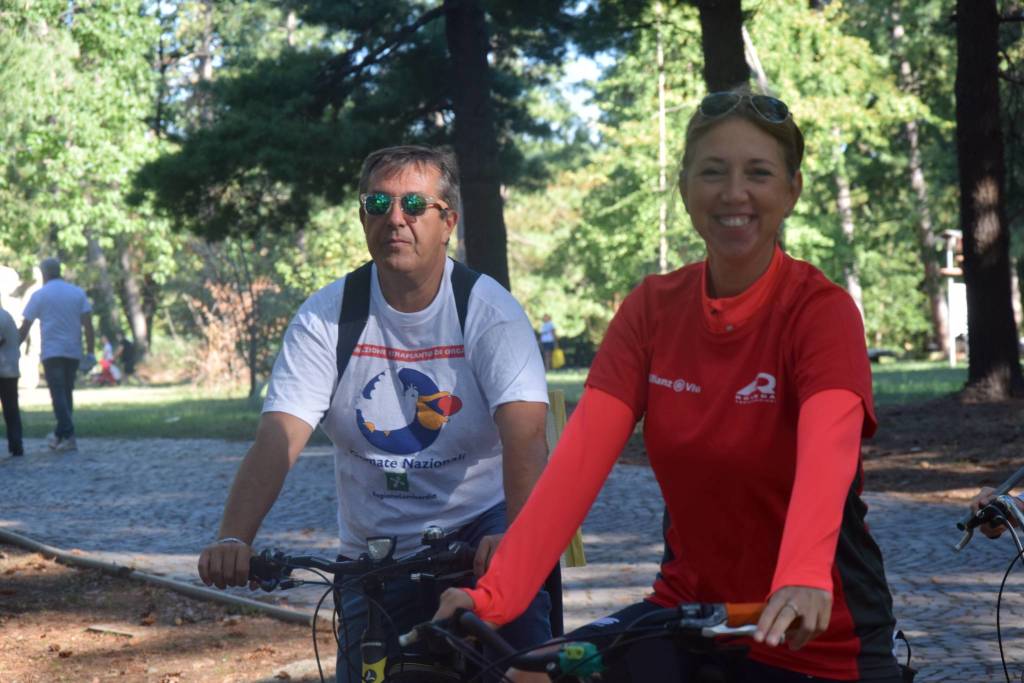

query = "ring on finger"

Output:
[[781, 601, 800, 617]]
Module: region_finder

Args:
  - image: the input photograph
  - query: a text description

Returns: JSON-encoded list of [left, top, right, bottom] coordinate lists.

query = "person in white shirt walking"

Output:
[[18, 258, 95, 453]]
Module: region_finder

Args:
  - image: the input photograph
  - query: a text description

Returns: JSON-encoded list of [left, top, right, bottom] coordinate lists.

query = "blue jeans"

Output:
[[335, 501, 553, 683], [42, 357, 79, 439]]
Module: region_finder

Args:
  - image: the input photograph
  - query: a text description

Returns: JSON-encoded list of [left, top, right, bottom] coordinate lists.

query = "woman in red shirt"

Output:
[[437, 89, 902, 682]]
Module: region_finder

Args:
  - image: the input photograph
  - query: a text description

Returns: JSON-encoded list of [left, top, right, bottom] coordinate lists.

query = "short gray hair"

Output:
[[40, 258, 61, 280], [358, 145, 461, 214]]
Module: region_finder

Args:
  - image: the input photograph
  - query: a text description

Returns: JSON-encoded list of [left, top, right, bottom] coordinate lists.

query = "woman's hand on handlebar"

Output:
[[755, 585, 832, 650], [432, 587, 479, 623], [197, 540, 253, 589]]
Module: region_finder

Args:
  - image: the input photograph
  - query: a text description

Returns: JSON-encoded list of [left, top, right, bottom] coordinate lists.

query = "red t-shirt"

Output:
[[586, 253, 896, 680]]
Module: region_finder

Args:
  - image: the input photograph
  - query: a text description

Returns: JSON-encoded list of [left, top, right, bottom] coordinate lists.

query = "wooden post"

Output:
[[546, 389, 586, 567]]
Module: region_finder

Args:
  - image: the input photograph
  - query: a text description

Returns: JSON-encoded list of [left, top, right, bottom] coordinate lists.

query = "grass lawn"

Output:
[[14, 360, 967, 442], [870, 359, 967, 406], [19, 384, 263, 442]]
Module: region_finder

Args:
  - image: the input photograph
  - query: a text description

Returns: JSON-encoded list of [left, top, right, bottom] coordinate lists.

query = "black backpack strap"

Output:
[[335, 261, 374, 389], [325, 259, 479, 422], [449, 258, 481, 335]]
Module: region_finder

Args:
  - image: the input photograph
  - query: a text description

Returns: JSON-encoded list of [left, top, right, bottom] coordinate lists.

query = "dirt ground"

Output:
[[2, 396, 1021, 682], [0, 545, 336, 683]]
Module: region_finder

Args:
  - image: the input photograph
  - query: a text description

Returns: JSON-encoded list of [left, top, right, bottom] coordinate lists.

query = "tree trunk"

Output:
[[694, 0, 749, 92], [835, 168, 864, 319], [1012, 256, 1023, 333], [954, 0, 1024, 399], [892, 13, 949, 354], [656, 3, 668, 274], [85, 230, 121, 341], [118, 241, 150, 359], [443, 0, 510, 289]]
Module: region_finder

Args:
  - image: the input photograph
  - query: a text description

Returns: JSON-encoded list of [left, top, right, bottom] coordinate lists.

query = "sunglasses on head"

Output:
[[360, 192, 449, 217], [698, 92, 791, 124]]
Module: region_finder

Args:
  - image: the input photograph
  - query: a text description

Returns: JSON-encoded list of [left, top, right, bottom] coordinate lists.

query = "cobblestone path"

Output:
[[2, 438, 1022, 681]]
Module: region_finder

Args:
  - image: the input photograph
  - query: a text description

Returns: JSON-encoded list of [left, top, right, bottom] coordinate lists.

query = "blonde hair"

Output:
[[679, 84, 805, 183]]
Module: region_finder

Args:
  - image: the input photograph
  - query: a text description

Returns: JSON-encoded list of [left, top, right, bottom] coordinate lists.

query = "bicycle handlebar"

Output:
[[248, 541, 476, 591], [400, 602, 765, 678], [954, 464, 1024, 551]]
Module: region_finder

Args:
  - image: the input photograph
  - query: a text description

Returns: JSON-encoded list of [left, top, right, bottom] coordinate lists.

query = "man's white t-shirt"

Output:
[[264, 258, 548, 557], [22, 279, 92, 360]]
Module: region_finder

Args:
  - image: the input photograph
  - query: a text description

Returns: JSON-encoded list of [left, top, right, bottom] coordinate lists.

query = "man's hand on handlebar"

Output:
[[474, 533, 502, 576], [971, 487, 1024, 539], [198, 540, 253, 589], [755, 585, 832, 651]]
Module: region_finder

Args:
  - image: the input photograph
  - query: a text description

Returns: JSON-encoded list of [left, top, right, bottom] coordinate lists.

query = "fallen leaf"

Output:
[[275, 672, 291, 680], [140, 613, 156, 626], [59, 649, 72, 658]]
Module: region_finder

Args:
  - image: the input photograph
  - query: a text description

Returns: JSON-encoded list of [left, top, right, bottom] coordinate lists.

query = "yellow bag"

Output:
[[551, 347, 566, 369]]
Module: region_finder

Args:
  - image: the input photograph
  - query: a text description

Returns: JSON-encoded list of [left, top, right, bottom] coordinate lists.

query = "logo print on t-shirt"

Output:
[[356, 368, 463, 455], [735, 372, 776, 404]]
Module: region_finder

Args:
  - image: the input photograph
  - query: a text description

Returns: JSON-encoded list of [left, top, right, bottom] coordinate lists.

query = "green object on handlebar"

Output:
[[558, 642, 603, 677]]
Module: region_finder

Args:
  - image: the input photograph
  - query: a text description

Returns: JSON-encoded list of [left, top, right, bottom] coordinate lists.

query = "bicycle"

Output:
[[399, 602, 766, 682], [249, 526, 477, 683], [954, 463, 1024, 683]]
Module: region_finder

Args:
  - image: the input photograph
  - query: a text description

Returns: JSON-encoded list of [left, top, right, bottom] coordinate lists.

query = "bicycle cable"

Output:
[[459, 621, 672, 683], [996, 519, 1024, 683], [425, 620, 510, 682]]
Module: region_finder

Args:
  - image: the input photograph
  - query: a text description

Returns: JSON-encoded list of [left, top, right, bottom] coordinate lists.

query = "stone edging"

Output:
[[0, 527, 329, 627]]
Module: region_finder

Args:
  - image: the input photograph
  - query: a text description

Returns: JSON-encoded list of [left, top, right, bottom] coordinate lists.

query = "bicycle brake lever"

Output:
[[256, 578, 280, 592]]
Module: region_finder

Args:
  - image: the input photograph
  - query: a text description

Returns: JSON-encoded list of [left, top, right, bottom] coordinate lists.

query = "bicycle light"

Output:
[[366, 536, 396, 561]]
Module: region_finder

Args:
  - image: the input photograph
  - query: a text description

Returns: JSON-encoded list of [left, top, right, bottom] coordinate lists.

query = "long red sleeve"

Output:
[[770, 389, 863, 594], [465, 387, 636, 625]]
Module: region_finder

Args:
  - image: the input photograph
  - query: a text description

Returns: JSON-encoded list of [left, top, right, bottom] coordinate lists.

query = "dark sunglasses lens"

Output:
[[364, 193, 392, 215], [751, 96, 789, 122], [700, 92, 741, 117], [401, 193, 428, 216]]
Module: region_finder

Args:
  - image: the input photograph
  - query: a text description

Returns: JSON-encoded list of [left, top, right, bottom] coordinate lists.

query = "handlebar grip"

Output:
[[247, 549, 292, 591], [957, 463, 1024, 530], [455, 610, 517, 659], [725, 602, 764, 626]]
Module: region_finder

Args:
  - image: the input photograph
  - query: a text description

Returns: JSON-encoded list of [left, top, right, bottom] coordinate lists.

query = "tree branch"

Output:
[[310, 5, 447, 115]]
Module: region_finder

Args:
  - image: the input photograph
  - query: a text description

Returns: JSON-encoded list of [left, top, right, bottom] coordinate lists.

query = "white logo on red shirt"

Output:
[[649, 373, 701, 393], [735, 373, 776, 404]]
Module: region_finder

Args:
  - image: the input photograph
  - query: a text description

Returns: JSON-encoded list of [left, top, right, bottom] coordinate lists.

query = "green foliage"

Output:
[[537, 3, 707, 339], [135, 0, 584, 243], [535, 0, 954, 349], [0, 1, 180, 308]]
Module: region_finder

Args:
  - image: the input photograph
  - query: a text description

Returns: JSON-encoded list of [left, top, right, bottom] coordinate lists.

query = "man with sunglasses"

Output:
[[198, 145, 552, 682]]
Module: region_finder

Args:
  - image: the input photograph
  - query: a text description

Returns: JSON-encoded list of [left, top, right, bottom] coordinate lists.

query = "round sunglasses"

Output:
[[360, 192, 449, 217], [698, 92, 791, 123]]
